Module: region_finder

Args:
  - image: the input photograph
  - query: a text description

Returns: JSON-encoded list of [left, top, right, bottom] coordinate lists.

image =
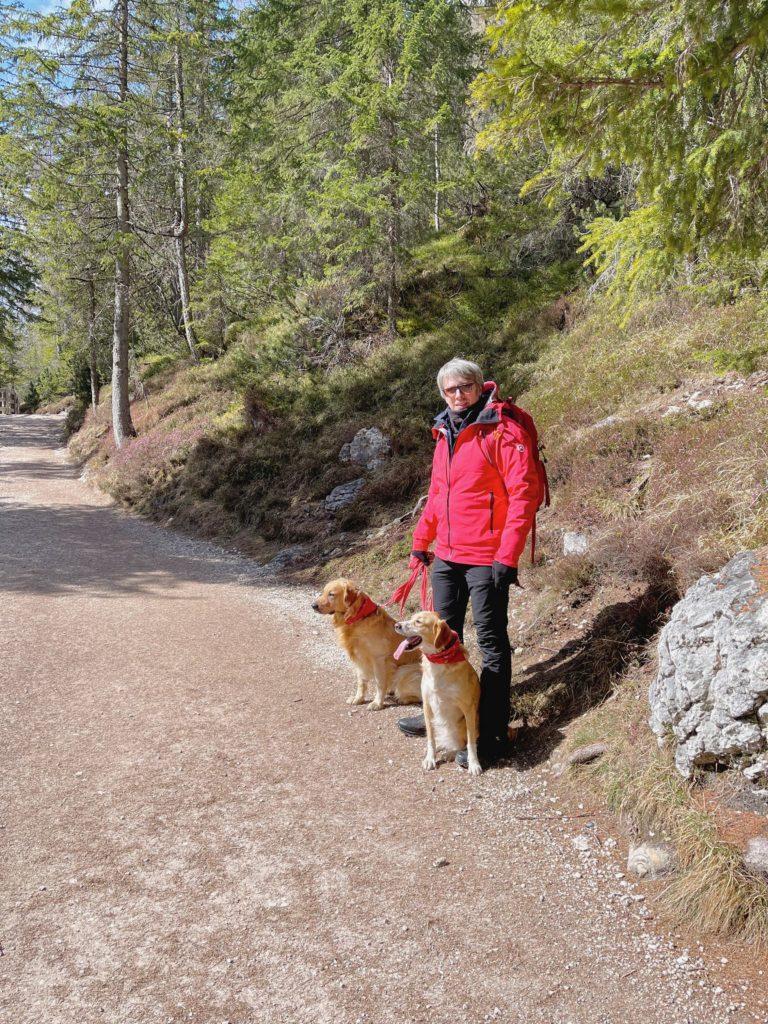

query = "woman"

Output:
[[398, 358, 541, 767]]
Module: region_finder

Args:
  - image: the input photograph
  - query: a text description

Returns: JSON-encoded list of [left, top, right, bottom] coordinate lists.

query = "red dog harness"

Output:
[[426, 630, 465, 664], [344, 595, 379, 625]]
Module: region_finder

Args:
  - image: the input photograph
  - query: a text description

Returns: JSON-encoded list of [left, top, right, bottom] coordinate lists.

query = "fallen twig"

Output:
[[512, 811, 607, 821]]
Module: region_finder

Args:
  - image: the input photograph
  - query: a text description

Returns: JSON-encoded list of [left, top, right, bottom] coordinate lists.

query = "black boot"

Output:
[[456, 737, 511, 770], [397, 713, 426, 737]]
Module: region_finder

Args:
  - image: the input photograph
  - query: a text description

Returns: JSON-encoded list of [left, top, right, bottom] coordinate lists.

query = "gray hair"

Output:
[[436, 358, 484, 395]]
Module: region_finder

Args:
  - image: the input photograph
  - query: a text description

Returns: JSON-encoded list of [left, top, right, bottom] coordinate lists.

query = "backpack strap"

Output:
[[481, 404, 549, 563]]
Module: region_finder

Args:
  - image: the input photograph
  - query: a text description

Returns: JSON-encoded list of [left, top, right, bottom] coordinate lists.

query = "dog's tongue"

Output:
[[393, 638, 411, 661]]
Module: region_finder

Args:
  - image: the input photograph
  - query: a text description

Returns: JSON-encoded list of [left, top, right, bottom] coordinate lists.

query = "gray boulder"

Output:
[[649, 548, 768, 778], [265, 544, 308, 571], [339, 427, 392, 471], [325, 478, 366, 512]]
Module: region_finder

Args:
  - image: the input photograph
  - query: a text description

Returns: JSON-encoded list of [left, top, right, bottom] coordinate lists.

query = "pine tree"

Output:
[[212, 0, 476, 336], [474, 0, 768, 301]]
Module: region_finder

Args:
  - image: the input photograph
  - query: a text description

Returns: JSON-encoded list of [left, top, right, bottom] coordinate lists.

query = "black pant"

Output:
[[430, 556, 511, 746]]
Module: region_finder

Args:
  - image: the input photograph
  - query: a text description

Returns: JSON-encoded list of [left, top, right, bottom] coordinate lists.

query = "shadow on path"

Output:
[[0, 414, 301, 600], [0, 497, 279, 598], [0, 458, 81, 482], [0, 415, 65, 449]]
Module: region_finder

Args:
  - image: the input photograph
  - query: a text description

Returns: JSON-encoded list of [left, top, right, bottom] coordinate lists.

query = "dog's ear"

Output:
[[434, 619, 453, 650], [342, 583, 359, 609]]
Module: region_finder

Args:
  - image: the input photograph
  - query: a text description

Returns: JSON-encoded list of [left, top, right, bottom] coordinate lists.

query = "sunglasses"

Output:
[[443, 382, 478, 396]]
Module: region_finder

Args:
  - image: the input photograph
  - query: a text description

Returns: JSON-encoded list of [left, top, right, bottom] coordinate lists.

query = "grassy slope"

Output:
[[70, 227, 768, 937]]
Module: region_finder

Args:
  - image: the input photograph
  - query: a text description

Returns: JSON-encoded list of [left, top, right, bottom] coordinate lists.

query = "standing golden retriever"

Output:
[[394, 611, 482, 775], [312, 578, 422, 709]]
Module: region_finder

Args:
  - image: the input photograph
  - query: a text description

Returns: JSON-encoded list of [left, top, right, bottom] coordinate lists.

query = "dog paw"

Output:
[[468, 763, 483, 777], [346, 694, 366, 705], [368, 700, 385, 711], [422, 756, 437, 771]]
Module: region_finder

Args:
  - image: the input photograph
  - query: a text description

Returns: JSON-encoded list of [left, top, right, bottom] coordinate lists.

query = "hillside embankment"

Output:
[[66, 230, 768, 938]]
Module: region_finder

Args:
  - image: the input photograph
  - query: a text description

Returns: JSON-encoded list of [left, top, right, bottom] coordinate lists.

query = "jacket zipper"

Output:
[[489, 491, 494, 533], [445, 433, 452, 551]]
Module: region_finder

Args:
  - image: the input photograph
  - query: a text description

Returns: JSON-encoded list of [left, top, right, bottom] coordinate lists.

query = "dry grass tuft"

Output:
[[566, 671, 768, 942]]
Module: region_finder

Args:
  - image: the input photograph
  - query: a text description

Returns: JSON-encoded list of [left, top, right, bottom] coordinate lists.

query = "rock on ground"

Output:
[[649, 548, 768, 778], [744, 837, 768, 877], [627, 844, 675, 879], [567, 742, 608, 766], [339, 427, 392, 471], [563, 531, 589, 556], [325, 476, 366, 511]]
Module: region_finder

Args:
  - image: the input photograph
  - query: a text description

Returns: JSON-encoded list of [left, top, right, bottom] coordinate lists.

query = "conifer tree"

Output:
[[474, 0, 768, 299]]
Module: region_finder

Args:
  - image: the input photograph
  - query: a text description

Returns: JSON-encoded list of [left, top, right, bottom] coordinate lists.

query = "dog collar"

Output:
[[344, 595, 379, 625], [425, 631, 466, 664]]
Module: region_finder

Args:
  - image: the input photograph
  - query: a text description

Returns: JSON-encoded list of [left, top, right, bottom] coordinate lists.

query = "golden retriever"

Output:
[[394, 611, 482, 775], [312, 578, 422, 710]]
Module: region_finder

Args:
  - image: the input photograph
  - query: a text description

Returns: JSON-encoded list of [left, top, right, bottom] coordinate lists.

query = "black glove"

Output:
[[410, 550, 434, 567], [492, 561, 520, 589]]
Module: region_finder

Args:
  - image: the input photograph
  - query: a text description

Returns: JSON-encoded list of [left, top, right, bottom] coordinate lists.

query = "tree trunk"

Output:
[[433, 124, 441, 232], [86, 273, 100, 412], [172, 33, 199, 362], [191, 33, 210, 270], [383, 62, 400, 337], [112, 0, 136, 447], [386, 213, 398, 336]]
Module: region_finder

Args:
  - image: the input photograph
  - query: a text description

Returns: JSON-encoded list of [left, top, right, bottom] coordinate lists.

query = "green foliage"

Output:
[[206, 0, 479, 323], [474, 0, 768, 303]]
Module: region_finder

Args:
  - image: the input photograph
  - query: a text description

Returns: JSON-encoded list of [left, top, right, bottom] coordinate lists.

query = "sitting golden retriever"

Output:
[[312, 578, 422, 710], [394, 611, 482, 775]]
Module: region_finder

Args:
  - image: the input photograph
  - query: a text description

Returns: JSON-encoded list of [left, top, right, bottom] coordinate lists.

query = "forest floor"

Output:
[[2, 413, 768, 1024]]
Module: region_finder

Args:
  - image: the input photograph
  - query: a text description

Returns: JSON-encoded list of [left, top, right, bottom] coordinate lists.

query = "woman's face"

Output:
[[442, 376, 482, 413]]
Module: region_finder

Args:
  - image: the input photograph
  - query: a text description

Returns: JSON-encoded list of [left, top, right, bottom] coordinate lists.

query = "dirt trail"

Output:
[[0, 414, 764, 1024]]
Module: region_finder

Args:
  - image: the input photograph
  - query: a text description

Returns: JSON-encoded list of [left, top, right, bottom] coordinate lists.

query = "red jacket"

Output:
[[412, 382, 540, 568]]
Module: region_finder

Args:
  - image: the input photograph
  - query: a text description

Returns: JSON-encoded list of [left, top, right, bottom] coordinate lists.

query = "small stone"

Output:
[[743, 837, 768, 877], [432, 857, 449, 868], [688, 397, 714, 412], [743, 759, 768, 783], [591, 414, 621, 430], [627, 843, 675, 879], [563, 531, 589, 556], [265, 544, 309, 571], [567, 742, 608, 766]]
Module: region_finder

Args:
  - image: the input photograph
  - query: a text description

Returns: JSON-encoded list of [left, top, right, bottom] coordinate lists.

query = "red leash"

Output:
[[386, 562, 433, 616]]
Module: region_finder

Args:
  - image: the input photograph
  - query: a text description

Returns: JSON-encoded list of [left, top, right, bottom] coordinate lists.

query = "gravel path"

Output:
[[1, 414, 764, 1024]]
